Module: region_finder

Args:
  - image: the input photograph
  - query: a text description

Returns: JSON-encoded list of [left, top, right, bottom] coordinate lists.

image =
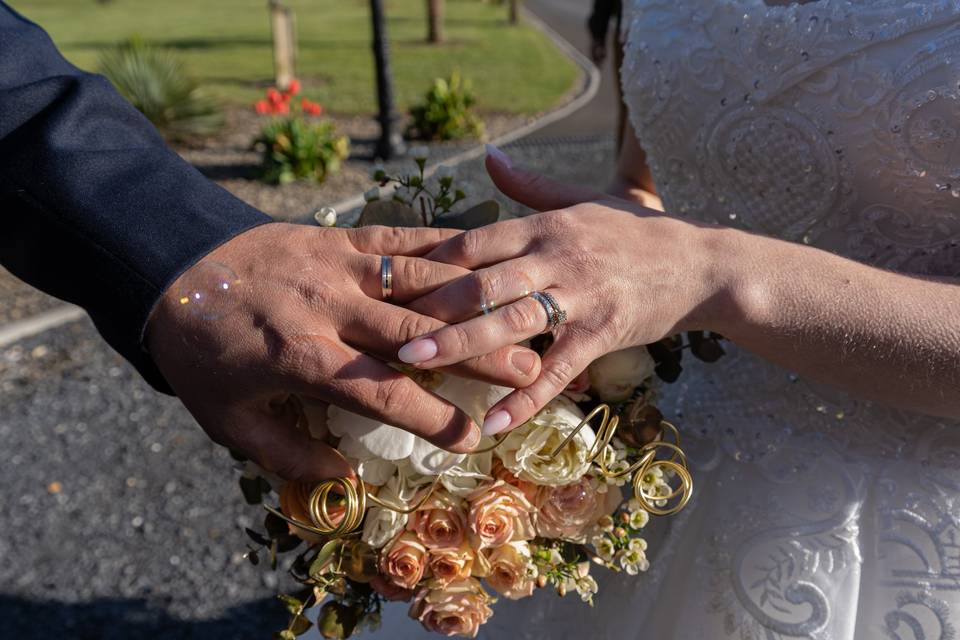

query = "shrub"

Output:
[[406, 71, 485, 141], [98, 38, 223, 141], [252, 82, 349, 185]]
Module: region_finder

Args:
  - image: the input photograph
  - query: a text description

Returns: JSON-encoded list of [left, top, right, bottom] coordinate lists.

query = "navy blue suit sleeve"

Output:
[[0, 2, 272, 393]]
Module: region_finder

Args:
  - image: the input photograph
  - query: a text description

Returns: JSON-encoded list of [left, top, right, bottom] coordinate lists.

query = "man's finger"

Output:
[[424, 217, 533, 269], [485, 144, 603, 212], [210, 402, 355, 482], [345, 225, 461, 256], [353, 254, 470, 304], [281, 333, 482, 453], [339, 299, 541, 389]]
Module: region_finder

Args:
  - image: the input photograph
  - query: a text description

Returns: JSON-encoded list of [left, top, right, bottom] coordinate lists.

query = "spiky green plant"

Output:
[[98, 38, 223, 141]]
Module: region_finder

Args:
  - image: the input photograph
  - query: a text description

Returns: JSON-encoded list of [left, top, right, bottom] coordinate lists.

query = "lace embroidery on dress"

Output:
[[612, 1, 960, 638]]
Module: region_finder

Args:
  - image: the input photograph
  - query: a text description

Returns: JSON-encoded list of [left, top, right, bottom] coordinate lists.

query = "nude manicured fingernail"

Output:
[[482, 410, 512, 436], [485, 144, 512, 169], [511, 350, 537, 376], [398, 337, 438, 364]]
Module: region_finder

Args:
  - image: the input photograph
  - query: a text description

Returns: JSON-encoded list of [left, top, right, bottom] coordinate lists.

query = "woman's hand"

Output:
[[398, 150, 738, 435], [402, 147, 960, 427], [145, 222, 542, 483]]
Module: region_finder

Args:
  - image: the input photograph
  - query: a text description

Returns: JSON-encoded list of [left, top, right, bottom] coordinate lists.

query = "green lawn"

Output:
[[11, 0, 578, 115]]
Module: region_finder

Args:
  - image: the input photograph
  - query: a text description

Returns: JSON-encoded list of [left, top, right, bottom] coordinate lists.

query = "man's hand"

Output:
[[145, 223, 541, 482]]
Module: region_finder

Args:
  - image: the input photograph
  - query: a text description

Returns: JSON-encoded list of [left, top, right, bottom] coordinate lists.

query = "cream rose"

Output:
[[467, 481, 536, 548], [588, 346, 655, 402], [380, 531, 429, 590], [328, 375, 510, 472], [408, 490, 468, 550], [362, 472, 420, 549], [535, 477, 622, 542], [428, 541, 476, 587], [409, 578, 493, 638], [498, 396, 596, 486], [485, 541, 536, 600]]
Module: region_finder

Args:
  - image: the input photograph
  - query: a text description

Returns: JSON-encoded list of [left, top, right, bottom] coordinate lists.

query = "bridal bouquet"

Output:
[[236, 152, 723, 639]]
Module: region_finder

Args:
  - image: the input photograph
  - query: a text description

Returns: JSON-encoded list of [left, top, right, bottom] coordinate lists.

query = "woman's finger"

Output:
[[398, 289, 567, 370], [344, 225, 461, 256], [406, 258, 541, 323], [353, 254, 470, 304], [424, 216, 535, 269], [277, 332, 482, 453], [485, 144, 604, 212], [339, 299, 542, 389], [480, 333, 600, 436]]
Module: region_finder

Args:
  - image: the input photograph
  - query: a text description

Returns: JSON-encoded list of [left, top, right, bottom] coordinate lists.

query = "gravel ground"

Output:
[[0, 136, 617, 640], [0, 267, 64, 326]]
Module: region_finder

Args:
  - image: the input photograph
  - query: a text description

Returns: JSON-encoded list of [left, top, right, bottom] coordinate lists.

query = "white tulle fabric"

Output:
[[380, 1, 960, 638]]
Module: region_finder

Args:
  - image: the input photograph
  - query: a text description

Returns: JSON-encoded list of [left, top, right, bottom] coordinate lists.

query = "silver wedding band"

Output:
[[380, 256, 393, 301], [530, 291, 567, 333]]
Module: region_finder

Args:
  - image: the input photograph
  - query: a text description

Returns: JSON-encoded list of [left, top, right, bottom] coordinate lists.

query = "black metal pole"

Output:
[[370, 0, 403, 160]]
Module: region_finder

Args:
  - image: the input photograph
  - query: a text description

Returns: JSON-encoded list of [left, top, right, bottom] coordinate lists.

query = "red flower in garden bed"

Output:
[[253, 79, 322, 116]]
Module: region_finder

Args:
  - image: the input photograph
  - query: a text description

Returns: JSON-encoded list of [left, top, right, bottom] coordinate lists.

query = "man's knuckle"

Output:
[[398, 312, 435, 342], [500, 300, 538, 335], [542, 357, 576, 390], [375, 377, 415, 416]]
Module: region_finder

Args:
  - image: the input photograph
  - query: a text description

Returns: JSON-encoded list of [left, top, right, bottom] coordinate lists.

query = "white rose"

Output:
[[498, 396, 595, 486], [588, 346, 655, 403], [328, 374, 510, 472], [361, 470, 419, 548]]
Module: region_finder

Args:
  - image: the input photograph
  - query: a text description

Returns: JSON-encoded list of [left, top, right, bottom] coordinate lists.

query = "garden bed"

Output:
[[176, 106, 535, 221]]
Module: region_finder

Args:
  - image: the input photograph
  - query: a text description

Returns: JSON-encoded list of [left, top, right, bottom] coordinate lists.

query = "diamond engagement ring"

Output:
[[529, 291, 567, 333], [380, 256, 393, 301]]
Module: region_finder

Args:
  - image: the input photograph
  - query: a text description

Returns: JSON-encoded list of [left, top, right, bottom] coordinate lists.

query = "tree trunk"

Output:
[[427, 0, 444, 43], [509, 0, 520, 25], [269, 1, 297, 90]]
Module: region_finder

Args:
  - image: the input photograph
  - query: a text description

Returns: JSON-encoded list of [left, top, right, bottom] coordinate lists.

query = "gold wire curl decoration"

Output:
[[265, 401, 694, 537]]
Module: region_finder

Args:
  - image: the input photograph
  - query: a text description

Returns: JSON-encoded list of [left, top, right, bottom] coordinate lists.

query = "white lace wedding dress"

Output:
[[380, 1, 960, 638]]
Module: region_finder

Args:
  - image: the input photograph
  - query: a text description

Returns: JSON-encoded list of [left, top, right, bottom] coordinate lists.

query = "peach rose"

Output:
[[536, 477, 621, 542], [379, 531, 429, 590], [467, 481, 536, 548], [279, 481, 345, 544], [371, 574, 415, 602], [428, 541, 476, 587], [409, 578, 493, 638], [490, 457, 538, 503], [408, 490, 467, 550], [485, 541, 536, 600]]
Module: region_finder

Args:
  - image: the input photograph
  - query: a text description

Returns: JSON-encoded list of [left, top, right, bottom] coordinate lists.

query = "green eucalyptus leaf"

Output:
[[310, 539, 344, 579], [434, 199, 499, 230], [688, 330, 726, 363], [278, 593, 304, 616], [318, 602, 359, 640], [647, 339, 683, 383], [290, 614, 313, 636], [245, 527, 270, 546], [274, 631, 296, 640], [239, 476, 264, 505], [357, 200, 424, 227]]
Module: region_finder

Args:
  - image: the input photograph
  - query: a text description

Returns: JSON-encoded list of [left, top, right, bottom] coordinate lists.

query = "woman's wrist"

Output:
[[680, 224, 765, 339]]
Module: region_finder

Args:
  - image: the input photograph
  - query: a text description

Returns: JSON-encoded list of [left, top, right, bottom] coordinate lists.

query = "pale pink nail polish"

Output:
[[398, 337, 438, 364], [482, 410, 512, 436], [485, 144, 512, 169]]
